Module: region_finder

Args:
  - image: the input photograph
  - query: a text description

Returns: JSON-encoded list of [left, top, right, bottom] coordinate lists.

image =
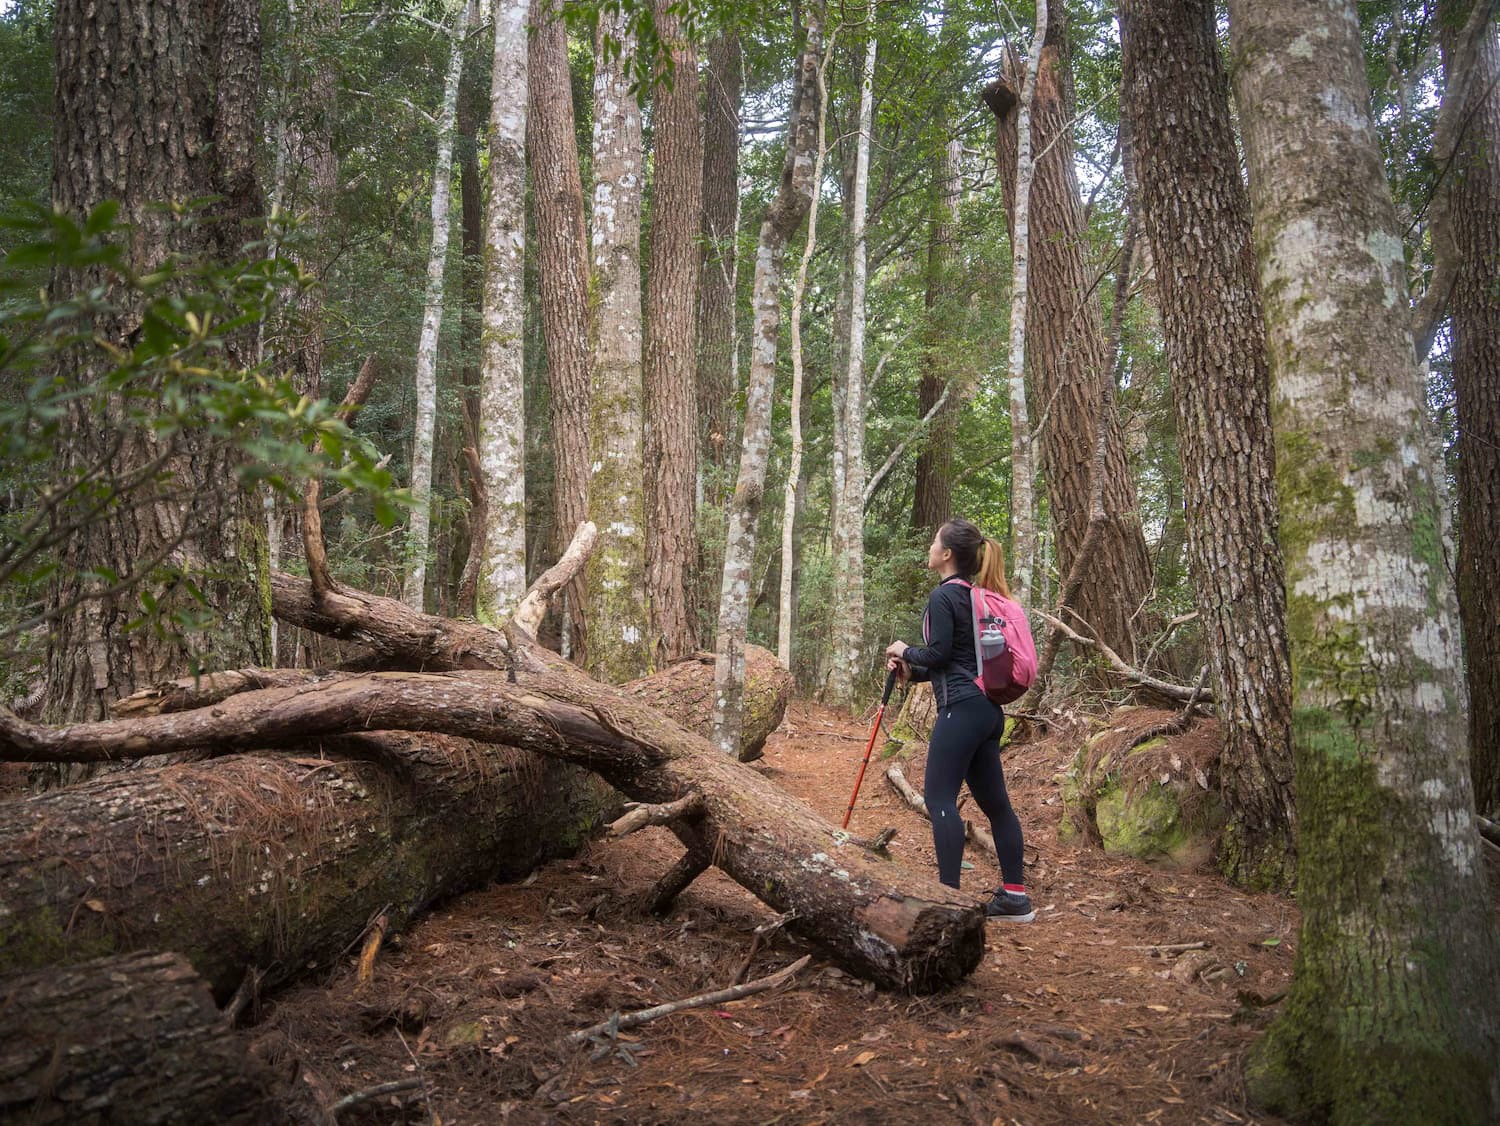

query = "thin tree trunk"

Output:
[[1440, 0, 1500, 818], [584, 12, 649, 682], [827, 31, 876, 708], [1001, 2, 1046, 607], [984, 10, 1154, 665], [697, 31, 743, 502], [1120, 0, 1295, 889], [403, 4, 470, 612], [476, 0, 529, 621], [777, 39, 832, 669], [45, 0, 268, 728], [712, 4, 824, 757], [644, 0, 703, 666], [1228, 0, 1500, 1115], [911, 131, 962, 533], [527, 0, 593, 655]]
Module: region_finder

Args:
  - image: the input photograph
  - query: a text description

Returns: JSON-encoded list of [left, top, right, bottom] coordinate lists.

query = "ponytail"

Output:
[[976, 537, 1012, 598]]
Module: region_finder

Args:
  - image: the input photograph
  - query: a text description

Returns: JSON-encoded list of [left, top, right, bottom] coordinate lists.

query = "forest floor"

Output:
[[259, 698, 1299, 1125]]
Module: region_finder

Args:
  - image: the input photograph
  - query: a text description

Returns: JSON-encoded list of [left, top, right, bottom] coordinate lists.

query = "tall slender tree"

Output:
[[827, 29, 876, 707], [1120, 0, 1295, 888], [643, 0, 703, 666], [911, 132, 962, 533], [1439, 0, 1500, 817], [1228, 0, 1500, 1115], [584, 10, 650, 682], [403, 2, 471, 612], [527, 0, 592, 652], [46, 0, 268, 724], [476, 0, 529, 622], [712, 5, 824, 757], [697, 30, 743, 503], [984, 10, 1153, 665]]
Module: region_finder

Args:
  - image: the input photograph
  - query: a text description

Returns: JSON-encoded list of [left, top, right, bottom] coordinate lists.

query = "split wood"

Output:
[[566, 954, 812, 1046], [357, 913, 389, 986]]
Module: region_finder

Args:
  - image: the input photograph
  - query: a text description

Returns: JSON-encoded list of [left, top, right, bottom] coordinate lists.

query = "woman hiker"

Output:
[[885, 518, 1035, 922]]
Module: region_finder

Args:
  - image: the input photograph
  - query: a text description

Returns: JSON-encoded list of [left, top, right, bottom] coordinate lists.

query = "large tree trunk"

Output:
[[643, 0, 703, 667], [1441, 0, 1500, 818], [583, 12, 650, 683], [911, 132, 962, 533], [0, 727, 616, 997], [712, 5, 824, 758], [827, 33, 877, 709], [1228, 0, 1500, 1116], [697, 30, 743, 508], [476, 0, 530, 621], [403, 2, 470, 612], [45, 0, 269, 726], [984, 11, 1153, 665], [1119, 0, 1296, 890], [0, 953, 313, 1125], [528, 0, 593, 655], [2, 572, 983, 992]]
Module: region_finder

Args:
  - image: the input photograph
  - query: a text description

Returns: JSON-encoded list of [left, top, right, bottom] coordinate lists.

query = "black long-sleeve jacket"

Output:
[[901, 575, 984, 708]]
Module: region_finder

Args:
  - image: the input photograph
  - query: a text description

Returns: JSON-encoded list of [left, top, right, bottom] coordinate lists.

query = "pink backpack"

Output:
[[953, 579, 1037, 706]]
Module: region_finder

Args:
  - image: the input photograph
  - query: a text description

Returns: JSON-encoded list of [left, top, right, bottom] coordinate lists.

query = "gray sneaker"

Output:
[[985, 890, 1036, 923]]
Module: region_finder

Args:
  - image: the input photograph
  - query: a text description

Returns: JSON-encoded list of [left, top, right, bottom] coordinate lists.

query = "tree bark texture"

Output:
[[911, 133, 962, 533], [1228, 0, 1500, 1117], [644, 0, 703, 667], [46, 0, 269, 725], [712, 4, 824, 758], [528, 0, 593, 653], [403, 3, 470, 612], [585, 11, 650, 683], [477, 0, 530, 621], [697, 30, 743, 502], [1001, 10, 1046, 608], [984, 14, 1154, 664], [1440, 0, 1500, 818], [0, 729, 616, 997], [827, 33, 877, 709], [0, 953, 313, 1125], [623, 646, 792, 761], [1119, 0, 1296, 890]]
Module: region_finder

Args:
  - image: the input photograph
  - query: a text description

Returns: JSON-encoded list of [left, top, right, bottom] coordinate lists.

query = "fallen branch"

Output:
[[993, 1030, 1084, 1069], [886, 763, 997, 860], [331, 1079, 424, 1116], [733, 912, 798, 985], [1034, 611, 1212, 705], [608, 793, 705, 838], [1126, 940, 1210, 955], [566, 954, 812, 1045], [1478, 815, 1500, 850], [513, 522, 597, 637]]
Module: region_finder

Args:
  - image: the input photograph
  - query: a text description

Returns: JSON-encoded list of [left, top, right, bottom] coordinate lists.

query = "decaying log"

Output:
[[0, 733, 617, 998], [2, 571, 986, 990], [0, 952, 316, 1124], [623, 647, 793, 760]]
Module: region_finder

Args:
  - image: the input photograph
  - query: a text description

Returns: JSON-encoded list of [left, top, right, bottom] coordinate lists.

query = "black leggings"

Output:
[[924, 694, 1025, 890]]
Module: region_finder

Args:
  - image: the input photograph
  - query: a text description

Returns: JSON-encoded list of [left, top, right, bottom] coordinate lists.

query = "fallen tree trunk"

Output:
[[0, 733, 616, 998], [3, 575, 986, 991], [0, 952, 316, 1124]]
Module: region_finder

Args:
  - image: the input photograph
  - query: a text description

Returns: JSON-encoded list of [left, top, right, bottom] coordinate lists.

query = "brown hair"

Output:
[[938, 519, 1012, 597]]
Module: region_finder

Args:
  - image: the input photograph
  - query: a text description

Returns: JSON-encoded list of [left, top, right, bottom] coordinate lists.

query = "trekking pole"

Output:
[[842, 667, 900, 830]]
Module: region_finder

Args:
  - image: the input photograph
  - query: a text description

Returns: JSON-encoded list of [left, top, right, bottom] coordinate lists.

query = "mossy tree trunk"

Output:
[[584, 11, 650, 682], [1228, 0, 1500, 1117], [1119, 0, 1296, 889]]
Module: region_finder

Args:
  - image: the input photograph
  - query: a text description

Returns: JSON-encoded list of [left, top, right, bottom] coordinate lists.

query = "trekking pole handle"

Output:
[[880, 666, 898, 706]]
